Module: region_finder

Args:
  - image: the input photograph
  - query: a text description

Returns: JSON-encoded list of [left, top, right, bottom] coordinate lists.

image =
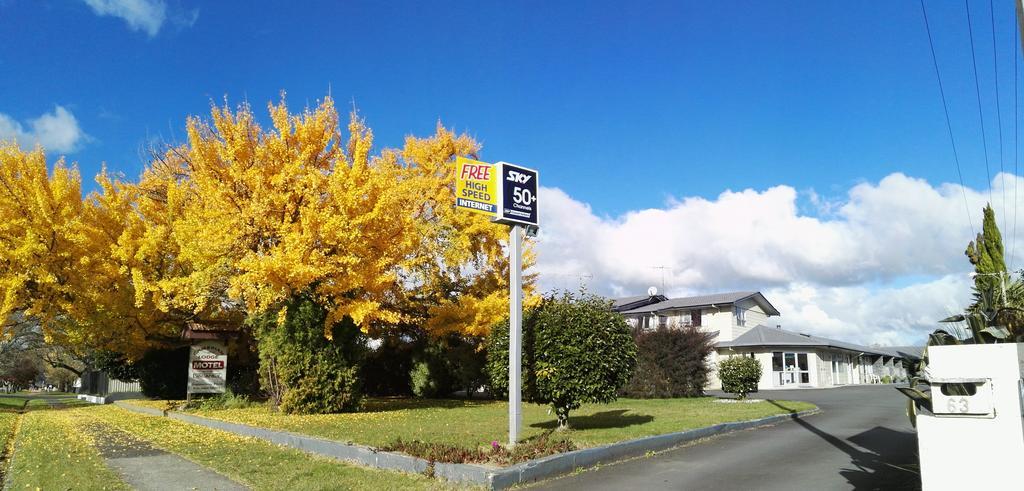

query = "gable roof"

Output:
[[874, 345, 925, 359], [610, 294, 668, 312], [620, 291, 780, 316], [717, 325, 920, 360]]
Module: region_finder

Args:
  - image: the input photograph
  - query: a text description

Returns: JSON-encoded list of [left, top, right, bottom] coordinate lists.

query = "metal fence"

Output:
[[78, 370, 141, 396]]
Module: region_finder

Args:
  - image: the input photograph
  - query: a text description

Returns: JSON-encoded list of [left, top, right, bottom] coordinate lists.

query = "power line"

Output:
[[966, 0, 995, 206], [920, 0, 976, 236], [990, 0, 1007, 235]]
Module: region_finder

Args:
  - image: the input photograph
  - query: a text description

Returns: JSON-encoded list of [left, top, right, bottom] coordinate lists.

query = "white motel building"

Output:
[[612, 291, 919, 390]]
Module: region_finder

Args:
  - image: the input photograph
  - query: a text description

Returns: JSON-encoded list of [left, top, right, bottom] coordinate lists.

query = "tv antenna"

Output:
[[651, 266, 670, 291]]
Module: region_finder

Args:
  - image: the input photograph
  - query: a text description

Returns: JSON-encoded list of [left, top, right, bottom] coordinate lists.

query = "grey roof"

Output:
[[717, 325, 920, 360], [611, 295, 666, 310], [874, 345, 925, 359], [621, 291, 781, 316], [612, 295, 649, 307]]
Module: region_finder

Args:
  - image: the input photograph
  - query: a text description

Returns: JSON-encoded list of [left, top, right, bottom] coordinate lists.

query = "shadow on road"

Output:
[[767, 400, 920, 490], [531, 410, 654, 430]]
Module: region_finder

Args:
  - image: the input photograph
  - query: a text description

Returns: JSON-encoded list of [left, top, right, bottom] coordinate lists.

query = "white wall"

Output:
[[702, 306, 734, 341], [732, 298, 772, 339], [621, 297, 777, 344]]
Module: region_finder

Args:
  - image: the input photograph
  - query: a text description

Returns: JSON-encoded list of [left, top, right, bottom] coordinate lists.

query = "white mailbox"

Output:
[[916, 344, 1024, 490], [928, 377, 995, 418]]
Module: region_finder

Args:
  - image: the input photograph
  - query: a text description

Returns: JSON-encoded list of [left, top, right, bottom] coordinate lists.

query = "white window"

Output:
[[734, 306, 746, 326]]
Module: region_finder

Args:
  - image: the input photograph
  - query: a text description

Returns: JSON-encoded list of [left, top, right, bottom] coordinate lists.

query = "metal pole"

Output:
[[509, 224, 523, 445]]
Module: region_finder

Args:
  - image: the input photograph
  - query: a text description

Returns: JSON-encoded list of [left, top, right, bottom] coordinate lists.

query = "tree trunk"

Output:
[[555, 406, 570, 431]]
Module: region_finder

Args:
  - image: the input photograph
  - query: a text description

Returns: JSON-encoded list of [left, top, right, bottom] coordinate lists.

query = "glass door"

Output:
[[832, 354, 849, 384], [772, 352, 810, 386]]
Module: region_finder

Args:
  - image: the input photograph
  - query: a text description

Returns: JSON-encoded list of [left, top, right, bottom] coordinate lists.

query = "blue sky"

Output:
[[1, 0, 1017, 215], [3, 0, 1023, 344]]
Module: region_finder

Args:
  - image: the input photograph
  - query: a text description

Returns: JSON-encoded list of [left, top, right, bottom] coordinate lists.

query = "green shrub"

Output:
[[486, 291, 637, 429], [362, 335, 417, 396], [363, 333, 488, 398], [135, 347, 189, 399], [718, 356, 762, 399], [188, 389, 254, 410], [410, 356, 452, 398], [445, 336, 488, 398], [881, 375, 892, 384], [623, 326, 715, 398], [249, 293, 364, 414]]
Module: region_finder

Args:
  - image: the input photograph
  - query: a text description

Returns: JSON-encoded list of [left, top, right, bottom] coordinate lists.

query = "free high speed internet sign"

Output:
[[495, 162, 539, 227], [454, 156, 498, 217]]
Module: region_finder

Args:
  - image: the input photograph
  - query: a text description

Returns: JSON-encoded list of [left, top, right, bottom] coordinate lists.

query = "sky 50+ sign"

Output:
[[495, 162, 538, 227]]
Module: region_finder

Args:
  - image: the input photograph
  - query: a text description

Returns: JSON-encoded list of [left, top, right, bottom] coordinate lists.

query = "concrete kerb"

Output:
[[77, 394, 108, 404], [113, 400, 819, 490]]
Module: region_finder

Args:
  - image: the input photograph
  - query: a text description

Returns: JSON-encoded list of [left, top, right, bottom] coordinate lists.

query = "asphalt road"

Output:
[[533, 385, 920, 491]]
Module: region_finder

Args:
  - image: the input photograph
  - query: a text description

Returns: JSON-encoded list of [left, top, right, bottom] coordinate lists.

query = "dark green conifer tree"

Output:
[[965, 204, 1008, 305]]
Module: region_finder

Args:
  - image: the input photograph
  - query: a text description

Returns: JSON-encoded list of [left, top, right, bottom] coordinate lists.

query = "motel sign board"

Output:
[[187, 340, 228, 394], [455, 156, 498, 216]]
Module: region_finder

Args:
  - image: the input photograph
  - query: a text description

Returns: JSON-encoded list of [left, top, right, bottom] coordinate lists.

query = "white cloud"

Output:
[[83, 0, 168, 37], [764, 277, 970, 347], [0, 106, 87, 154], [533, 173, 1021, 345]]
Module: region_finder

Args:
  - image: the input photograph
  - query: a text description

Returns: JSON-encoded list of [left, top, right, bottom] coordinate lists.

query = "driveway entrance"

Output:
[[533, 385, 919, 490]]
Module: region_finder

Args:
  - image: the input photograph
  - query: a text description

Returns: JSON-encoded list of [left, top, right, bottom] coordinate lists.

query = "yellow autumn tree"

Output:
[[398, 124, 538, 337], [127, 95, 533, 339], [121, 97, 412, 336], [0, 143, 179, 358], [2, 94, 535, 411]]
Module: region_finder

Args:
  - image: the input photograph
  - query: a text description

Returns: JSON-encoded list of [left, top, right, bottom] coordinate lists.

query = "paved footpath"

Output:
[[82, 422, 248, 491], [533, 385, 919, 491]]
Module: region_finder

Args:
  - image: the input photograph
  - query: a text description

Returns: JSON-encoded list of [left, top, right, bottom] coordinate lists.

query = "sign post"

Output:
[[453, 157, 538, 446], [508, 223, 523, 444], [494, 161, 538, 445]]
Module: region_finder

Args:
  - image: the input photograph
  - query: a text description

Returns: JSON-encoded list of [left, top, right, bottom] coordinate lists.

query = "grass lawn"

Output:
[[0, 394, 89, 412], [5, 409, 129, 490], [0, 412, 15, 442], [0, 412, 17, 474], [25, 395, 91, 409], [77, 406, 455, 490], [137, 397, 815, 451], [0, 396, 27, 411]]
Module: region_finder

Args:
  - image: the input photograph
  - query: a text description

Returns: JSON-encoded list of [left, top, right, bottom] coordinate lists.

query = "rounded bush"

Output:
[[718, 356, 762, 399], [487, 291, 637, 429]]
